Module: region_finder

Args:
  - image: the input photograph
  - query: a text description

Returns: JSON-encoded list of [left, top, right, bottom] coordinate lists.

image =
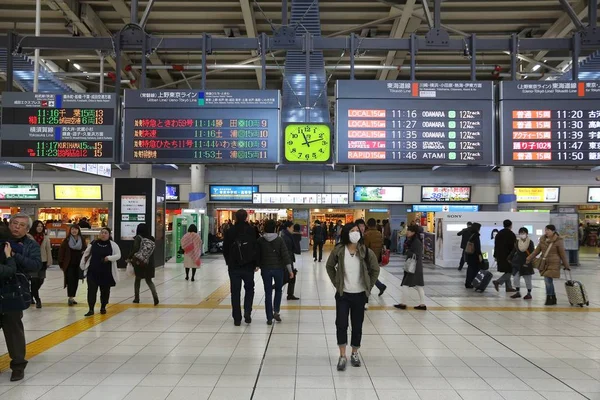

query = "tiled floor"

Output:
[[0, 246, 599, 399]]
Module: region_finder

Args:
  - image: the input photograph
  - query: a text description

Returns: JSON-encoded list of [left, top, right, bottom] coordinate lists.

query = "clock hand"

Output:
[[303, 139, 324, 146], [301, 131, 310, 147]]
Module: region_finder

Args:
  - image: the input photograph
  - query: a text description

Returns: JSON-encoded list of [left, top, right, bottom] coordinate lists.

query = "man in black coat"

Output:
[[311, 220, 325, 262], [493, 219, 517, 293], [281, 221, 301, 300], [456, 222, 472, 271]]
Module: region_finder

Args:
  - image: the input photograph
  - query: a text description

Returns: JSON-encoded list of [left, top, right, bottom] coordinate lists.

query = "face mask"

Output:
[[349, 231, 361, 244], [519, 234, 527, 240]]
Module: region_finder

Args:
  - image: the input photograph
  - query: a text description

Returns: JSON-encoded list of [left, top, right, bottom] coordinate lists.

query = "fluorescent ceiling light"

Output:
[[73, 63, 82, 70], [532, 64, 541, 72]]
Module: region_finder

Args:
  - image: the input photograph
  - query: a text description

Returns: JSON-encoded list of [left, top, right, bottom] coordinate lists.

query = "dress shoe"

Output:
[[10, 370, 24, 382]]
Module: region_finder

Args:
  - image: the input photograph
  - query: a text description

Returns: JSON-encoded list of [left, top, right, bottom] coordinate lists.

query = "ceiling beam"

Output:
[[384, 17, 422, 81], [379, 0, 418, 80], [239, 0, 263, 88], [108, 0, 130, 22]]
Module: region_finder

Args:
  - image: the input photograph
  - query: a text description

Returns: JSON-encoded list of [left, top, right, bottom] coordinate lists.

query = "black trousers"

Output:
[[287, 269, 297, 296], [134, 277, 158, 300], [335, 292, 367, 348], [66, 264, 80, 297], [229, 268, 255, 322], [0, 311, 27, 371], [30, 277, 44, 301], [465, 262, 480, 288], [458, 250, 466, 269], [313, 242, 324, 261], [87, 278, 111, 311]]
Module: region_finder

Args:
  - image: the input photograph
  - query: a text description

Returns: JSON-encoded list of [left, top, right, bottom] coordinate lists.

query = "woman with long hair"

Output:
[[58, 224, 86, 306], [181, 224, 202, 281], [326, 222, 380, 372], [28, 220, 52, 308], [81, 228, 120, 316], [128, 223, 159, 305], [394, 225, 427, 310]]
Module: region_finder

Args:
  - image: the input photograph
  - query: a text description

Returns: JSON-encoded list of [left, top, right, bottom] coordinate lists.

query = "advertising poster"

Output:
[[0, 184, 40, 200], [421, 186, 471, 202], [166, 185, 180, 201], [54, 185, 102, 200], [120, 222, 139, 241], [423, 232, 435, 263], [353, 186, 403, 202], [515, 187, 560, 203], [588, 187, 600, 203], [550, 214, 579, 251]]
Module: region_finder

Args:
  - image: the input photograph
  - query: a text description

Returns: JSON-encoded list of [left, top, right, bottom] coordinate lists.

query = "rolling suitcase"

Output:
[[472, 270, 493, 292], [565, 270, 589, 307]]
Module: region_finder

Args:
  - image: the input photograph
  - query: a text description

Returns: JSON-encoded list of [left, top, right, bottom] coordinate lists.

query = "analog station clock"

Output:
[[283, 123, 332, 163]]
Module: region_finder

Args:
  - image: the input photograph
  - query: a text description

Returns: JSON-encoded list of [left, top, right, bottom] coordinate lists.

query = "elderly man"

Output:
[[5, 213, 41, 381]]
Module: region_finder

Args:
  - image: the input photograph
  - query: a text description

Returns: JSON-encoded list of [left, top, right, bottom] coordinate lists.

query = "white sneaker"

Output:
[[364, 303, 369, 311]]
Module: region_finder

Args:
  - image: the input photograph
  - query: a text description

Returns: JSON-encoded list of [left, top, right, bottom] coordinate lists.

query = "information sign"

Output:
[[353, 186, 403, 202], [54, 184, 103, 200], [411, 204, 480, 212], [123, 90, 280, 164], [421, 186, 471, 202], [0, 92, 117, 162], [0, 184, 40, 200], [588, 187, 600, 203], [335, 81, 495, 165], [253, 193, 349, 205], [499, 81, 600, 165], [209, 185, 259, 202], [515, 187, 560, 203]]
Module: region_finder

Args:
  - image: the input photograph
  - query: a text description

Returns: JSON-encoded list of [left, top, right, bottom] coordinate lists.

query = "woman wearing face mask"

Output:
[[28, 220, 52, 309], [80, 228, 121, 316], [58, 224, 87, 306], [510, 227, 535, 300], [394, 225, 426, 310], [526, 224, 570, 306], [326, 222, 380, 372]]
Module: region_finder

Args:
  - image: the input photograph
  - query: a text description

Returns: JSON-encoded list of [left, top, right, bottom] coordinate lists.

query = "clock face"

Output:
[[284, 124, 331, 163]]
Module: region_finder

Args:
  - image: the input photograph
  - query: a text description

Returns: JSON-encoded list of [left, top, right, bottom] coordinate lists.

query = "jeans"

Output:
[[0, 311, 27, 372], [229, 267, 255, 322], [134, 277, 158, 301], [513, 273, 533, 290], [262, 269, 284, 321], [313, 242, 324, 261], [544, 277, 556, 295], [87, 278, 111, 311], [335, 292, 367, 348]]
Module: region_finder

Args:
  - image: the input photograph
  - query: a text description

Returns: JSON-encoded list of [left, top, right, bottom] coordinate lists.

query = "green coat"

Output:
[[325, 243, 380, 297]]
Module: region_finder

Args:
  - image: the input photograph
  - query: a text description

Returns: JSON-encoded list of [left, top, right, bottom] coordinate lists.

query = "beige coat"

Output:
[[530, 234, 570, 279], [27, 234, 52, 279]]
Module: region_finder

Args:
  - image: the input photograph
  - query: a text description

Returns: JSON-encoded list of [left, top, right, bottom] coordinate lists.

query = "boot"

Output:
[[545, 295, 552, 306], [551, 295, 557, 305]]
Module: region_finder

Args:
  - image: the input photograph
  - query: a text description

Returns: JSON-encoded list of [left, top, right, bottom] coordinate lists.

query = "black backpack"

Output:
[[229, 225, 258, 267]]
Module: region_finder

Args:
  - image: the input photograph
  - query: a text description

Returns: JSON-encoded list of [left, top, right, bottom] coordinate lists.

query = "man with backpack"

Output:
[[223, 209, 259, 326], [312, 220, 326, 262]]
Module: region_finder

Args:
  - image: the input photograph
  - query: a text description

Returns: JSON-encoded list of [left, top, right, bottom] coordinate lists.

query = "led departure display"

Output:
[[0, 92, 117, 162], [335, 81, 495, 165], [499, 81, 600, 165], [123, 90, 280, 163]]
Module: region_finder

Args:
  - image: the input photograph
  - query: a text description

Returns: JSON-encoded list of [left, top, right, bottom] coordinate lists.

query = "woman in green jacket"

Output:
[[326, 222, 380, 372]]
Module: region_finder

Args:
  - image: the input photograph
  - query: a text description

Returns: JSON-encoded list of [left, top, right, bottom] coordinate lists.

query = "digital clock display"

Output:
[[122, 90, 280, 164], [335, 81, 495, 165], [0, 92, 117, 162], [499, 81, 600, 165]]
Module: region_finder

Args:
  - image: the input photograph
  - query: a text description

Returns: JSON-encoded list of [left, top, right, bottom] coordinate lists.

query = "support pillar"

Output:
[[190, 164, 207, 210], [129, 164, 152, 178], [498, 166, 517, 212]]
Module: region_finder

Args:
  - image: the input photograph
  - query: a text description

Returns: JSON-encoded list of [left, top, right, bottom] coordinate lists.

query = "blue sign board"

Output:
[[411, 204, 480, 212], [209, 185, 259, 202]]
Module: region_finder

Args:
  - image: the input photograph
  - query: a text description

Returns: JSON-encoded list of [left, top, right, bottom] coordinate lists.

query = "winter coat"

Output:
[[465, 232, 483, 267], [281, 229, 299, 264], [494, 228, 517, 273], [402, 236, 424, 287], [363, 227, 384, 262], [58, 237, 87, 288], [530, 233, 570, 279], [325, 243, 380, 297], [457, 228, 471, 250], [312, 225, 326, 244], [257, 233, 293, 273], [383, 223, 391, 240], [128, 235, 156, 279], [509, 238, 535, 276]]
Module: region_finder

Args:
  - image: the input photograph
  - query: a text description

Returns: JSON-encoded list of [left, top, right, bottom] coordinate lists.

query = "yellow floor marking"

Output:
[[0, 304, 127, 372], [197, 282, 232, 308]]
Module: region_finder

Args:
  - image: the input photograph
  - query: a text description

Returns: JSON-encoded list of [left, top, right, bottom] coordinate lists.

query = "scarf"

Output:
[[517, 238, 531, 253], [33, 233, 44, 246], [181, 232, 202, 267], [68, 235, 82, 250]]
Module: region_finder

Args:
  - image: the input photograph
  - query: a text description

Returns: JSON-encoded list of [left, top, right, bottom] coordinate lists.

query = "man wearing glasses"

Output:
[[5, 214, 41, 381]]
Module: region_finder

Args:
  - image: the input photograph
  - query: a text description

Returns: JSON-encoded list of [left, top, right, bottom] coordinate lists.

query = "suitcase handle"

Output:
[[564, 269, 573, 281]]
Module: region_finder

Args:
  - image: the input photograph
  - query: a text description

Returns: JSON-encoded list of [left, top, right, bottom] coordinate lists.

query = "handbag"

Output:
[[404, 255, 417, 274], [381, 248, 390, 267], [0, 271, 31, 312], [126, 262, 135, 277]]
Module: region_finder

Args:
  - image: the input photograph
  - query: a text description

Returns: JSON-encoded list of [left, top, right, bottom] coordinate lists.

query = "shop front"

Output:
[[38, 207, 109, 227]]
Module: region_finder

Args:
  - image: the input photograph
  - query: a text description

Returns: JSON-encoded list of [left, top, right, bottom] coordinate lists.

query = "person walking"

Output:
[[465, 223, 483, 289], [58, 224, 86, 306], [456, 222, 472, 271], [281, 221, 301, 300], [129, 223, 159, 306], [394, 225, 427, 310], [5, 214, 42, 381], [335, 220, 343, 244], [382, 219, 392, 249], [326, 223, 380, 372], [493, 219, 517, 293], [181, 224, 202, 281], [258, 219, 294, 325], [223, 209, 259, 326], [361, 218, 387, 298], [510, 227, 535, 300], [526, 224, 571, 305], [312, 220, 325, 262], [28, 220, 52, 309], [81, 228, 120, 316]]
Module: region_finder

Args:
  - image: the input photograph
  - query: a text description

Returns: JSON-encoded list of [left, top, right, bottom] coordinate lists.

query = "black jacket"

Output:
[[457, 228, 471, 250], [14, 236, 42, 274], [223, 222, 259, 268], [465, 232, 482, 266], [494, 228, 517, 273], [257, 235, 292, 272], [312, 225, 326, 244], [281, 229, 300, 263]]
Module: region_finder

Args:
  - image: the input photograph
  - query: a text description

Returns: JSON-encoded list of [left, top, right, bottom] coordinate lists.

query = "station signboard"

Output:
[[421, 186, 471, 202], [514, 187, 560, 203], [252, 193, 349, 205], [209, 185, 259, 202]]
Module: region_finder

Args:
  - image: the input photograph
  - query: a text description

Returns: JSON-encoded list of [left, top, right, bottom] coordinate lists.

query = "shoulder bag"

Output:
[[534, 242, 553, 272]]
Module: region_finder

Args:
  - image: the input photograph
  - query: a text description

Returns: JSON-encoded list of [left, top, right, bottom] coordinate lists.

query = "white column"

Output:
[[498, 166, 517, 212], [129, 164, 152, 178], [33, 0, 41, 92], [190, 164, 206, 210]]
